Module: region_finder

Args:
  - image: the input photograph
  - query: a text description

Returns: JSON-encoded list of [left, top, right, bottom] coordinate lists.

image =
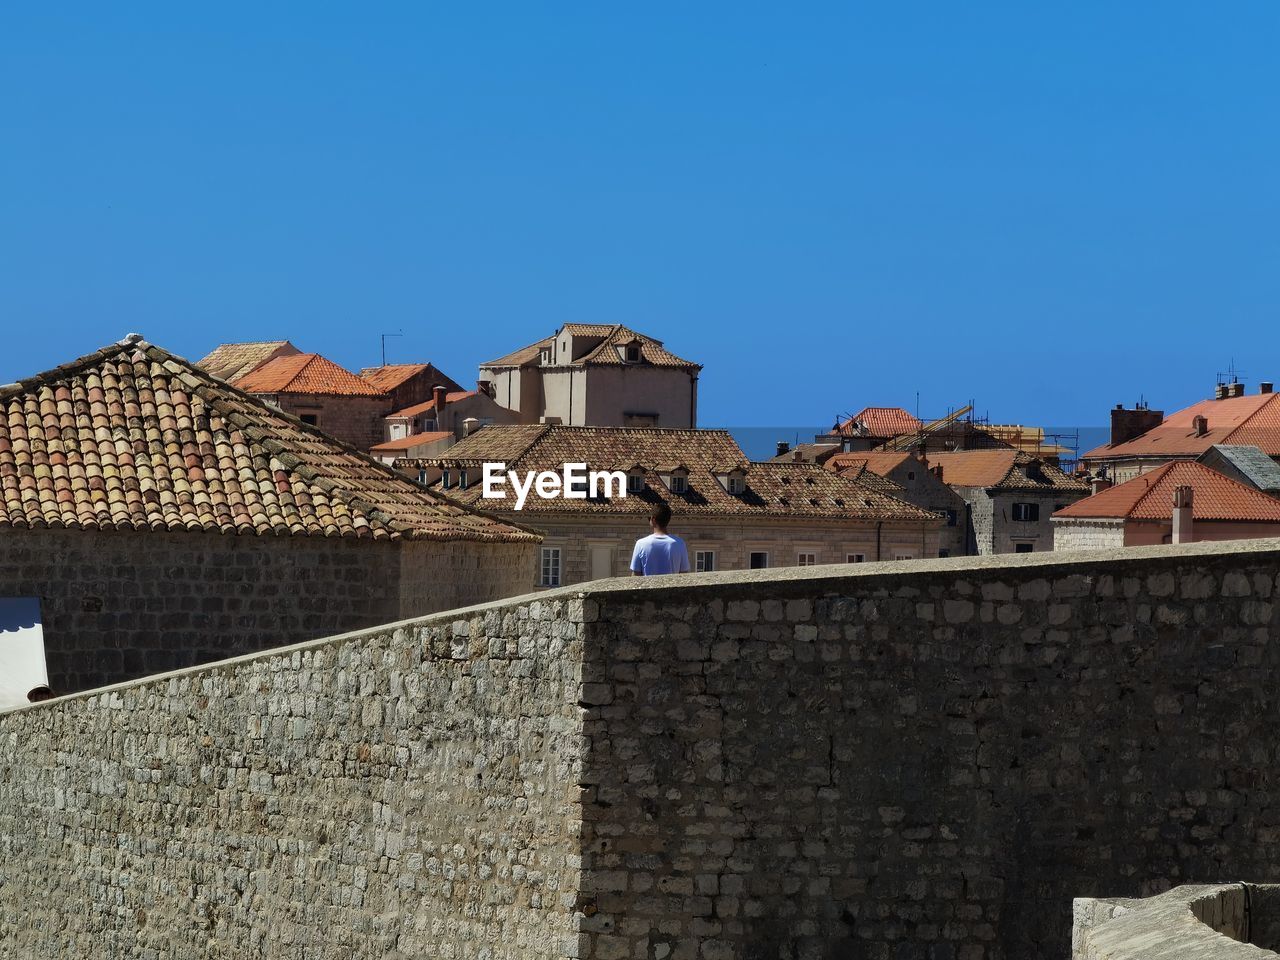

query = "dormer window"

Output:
[[442, 469, 452, 488], [658, 464, 690, 494], [627, 471, 645, 494], [670, 475, 688, 494], [728, 476, 745, 495], [458, 469, 469, 489], [626, 345, 641, 362], [716, 465, 748, 495]]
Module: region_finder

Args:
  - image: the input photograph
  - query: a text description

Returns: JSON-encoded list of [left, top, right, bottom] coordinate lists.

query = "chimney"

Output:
[[432, 385, 448, 428], [1172, 485, 1194, 544], [1215, 384, 1228, 400], [1192, 415, 1208, 437], [1262, 382, 1274, 394], [1091, 475, 1112, 495], [1229, 383, 1245, 398], [462, 417, 481, 436], [1110, 404, 1164, 446], [776, 441, 790, 456], [932, 465, 944, 481]]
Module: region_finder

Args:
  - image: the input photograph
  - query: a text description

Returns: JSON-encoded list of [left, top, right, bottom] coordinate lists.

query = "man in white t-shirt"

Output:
[[630, 503, 691, 576]]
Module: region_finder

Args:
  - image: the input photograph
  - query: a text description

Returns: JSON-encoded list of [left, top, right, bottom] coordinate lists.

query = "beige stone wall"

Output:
[[0, 528, 534, 695], [515, 515, 940, 587], [0, 595, 586, 959], [1053, 518, 1126, 551], [276, 394, 390, 451]]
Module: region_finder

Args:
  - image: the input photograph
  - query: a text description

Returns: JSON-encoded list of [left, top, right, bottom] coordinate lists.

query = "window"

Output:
[[1012, 502, 1040, 522], [894, 552, 915, 561], [300, 413, 319, 426], [458, 470, 469, 489], [627, 474, 645, 494], [749, 551, 769, 569], [796, 552, 817, 567], [945, 510, 958, 527], [441, 470, 452, 488], [669, 475, 688, 494], [728, 476, 745, 495], [846, 553, 866, 563], [417, 470, 428, 485], [1014, 542, 1034, 554], [695, 550, 715, 572], [907, 471, 916, 481], [539, 548, 562, 587], [938, 548, 951, 558], [625, 345, 641, 363]]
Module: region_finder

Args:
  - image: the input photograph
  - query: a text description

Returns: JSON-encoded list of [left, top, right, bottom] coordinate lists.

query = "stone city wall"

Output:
[[5, 539, 1280, 958], [0, 527, 534, 693]]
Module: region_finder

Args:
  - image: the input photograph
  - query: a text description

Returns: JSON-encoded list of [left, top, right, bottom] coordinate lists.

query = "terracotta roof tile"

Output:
[[481, 337, 554, 369], [833, 464, 905, 494], [358, 364, 428, 392], [402, 425, 940, 523], [835, 407, 923, 438], [1085, 392, 1280, 460], [0, 337, 535, 543], [925, 450, 1088, 492], [196, 341, 299, 382], [481, 326, 699, 370], [1054, 460, 1280, 522], [387, 391, 477, 420], [370, 431, 453, 453], [233, 354, 383, 397], [825, 451, 914, 476]]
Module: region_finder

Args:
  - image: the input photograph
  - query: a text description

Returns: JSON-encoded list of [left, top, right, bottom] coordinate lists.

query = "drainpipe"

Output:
[[876, 521, 883, 561]]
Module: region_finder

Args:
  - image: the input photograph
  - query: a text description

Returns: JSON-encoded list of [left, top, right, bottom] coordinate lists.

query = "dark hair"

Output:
[[651, 503, 673, 528]]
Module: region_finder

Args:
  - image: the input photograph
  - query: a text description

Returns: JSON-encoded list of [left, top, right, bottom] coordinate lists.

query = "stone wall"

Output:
[[6, 539, 1280, 958], [0, 594, 585, 959], [0, 527, 534, 694], [1053, 518, 1126, 551], [275, 394, 390, 451]]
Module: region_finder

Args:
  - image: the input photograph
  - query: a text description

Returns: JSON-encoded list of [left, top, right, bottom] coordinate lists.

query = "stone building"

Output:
[[478, 323, 701, 428], [399, 424, 944, 588], [358, 362, 463, 413], [232, 351, 390, 450], [196, 339, 301, 382], [0, 335, 537, 693], [924, 449, 1089, 554], [825, 450, 969, 557], [1052, 459, 1280, 550], [1084, 382, 1280, 483]]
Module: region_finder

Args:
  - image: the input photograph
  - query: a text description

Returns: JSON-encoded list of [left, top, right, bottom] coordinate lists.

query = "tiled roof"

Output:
[[833, 464, 905, 495], [233, 353, 383, 397], [574, 325, 700, 369], [825, 451, 914, 476], [481, 337, 554, 369], [196, 341, 299, 382], [925, 450, 1088, 492], [767, 442, 840, 463], [0, 336, 535, 543], [1084, 392, 1280, 460], [402, 425, 940, 523], [481, 326, 700, 370], [386, 391, 477, 420], [1053, 461, 1280, 522], [370, 431, 454, 453], [358, 364, 428, 392], [835, 407, 923, 438]]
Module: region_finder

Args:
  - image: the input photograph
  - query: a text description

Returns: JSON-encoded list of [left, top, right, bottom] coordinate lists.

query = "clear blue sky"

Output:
[[2, 3, 1276, 426]]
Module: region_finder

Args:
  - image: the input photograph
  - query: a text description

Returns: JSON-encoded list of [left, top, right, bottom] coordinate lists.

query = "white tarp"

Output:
[[0, 598, 47, 709]]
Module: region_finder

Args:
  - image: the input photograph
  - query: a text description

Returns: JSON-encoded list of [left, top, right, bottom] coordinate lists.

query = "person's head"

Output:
[[26, 686, 53, 703], [650, 502, 672, 533]]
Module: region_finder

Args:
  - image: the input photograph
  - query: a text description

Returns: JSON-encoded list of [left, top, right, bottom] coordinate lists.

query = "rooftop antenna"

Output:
[[1216, 359, 1246, 386], [381, 330, 403, 366]]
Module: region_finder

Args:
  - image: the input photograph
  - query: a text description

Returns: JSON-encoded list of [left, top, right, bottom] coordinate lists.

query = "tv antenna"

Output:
[[1216, 359, 1245, 386], [380, 330, 403, 366]]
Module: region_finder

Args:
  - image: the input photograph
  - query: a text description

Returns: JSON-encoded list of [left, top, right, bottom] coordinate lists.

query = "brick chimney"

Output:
[[776, 441, 790, 456], [1110, 403, 1163, 446], [1172, 485, 1194, 544], [1215, 384, 1228, 400], [1262, 382, 1274, 394], [1228, 383, 1245, 398], [1192, 415, 1208, 437], [1091, 475, 1112, 495]]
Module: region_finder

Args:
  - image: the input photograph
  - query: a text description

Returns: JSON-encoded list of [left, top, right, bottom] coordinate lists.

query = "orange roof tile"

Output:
[[0, 336, 535, 542], [481, 326, 699, 370], [1085, 392, 1280, 460], [925, 450, 1088, 492], [358, 363, 428, 392], [835, 407, 923, 438], [233, 353, 382, 397], [1054, 461, 1280, 522], [387, 391, 477, 420]]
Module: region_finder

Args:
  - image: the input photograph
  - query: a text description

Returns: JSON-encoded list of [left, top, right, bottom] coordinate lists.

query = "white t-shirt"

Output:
[[630, 533, 690, 576]]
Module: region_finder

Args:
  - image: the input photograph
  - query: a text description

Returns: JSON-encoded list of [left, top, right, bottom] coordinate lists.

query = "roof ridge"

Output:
[[0, 333, 147, 400]]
